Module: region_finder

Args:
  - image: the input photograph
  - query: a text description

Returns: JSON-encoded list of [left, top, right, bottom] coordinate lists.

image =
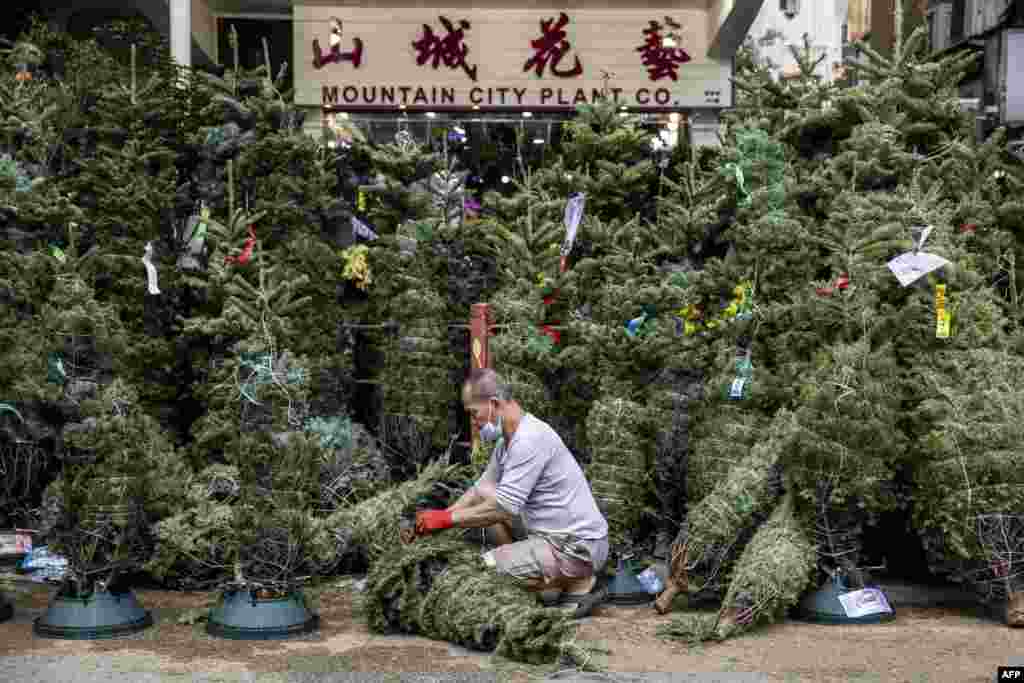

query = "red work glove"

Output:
[[414, 509, 454, 535]]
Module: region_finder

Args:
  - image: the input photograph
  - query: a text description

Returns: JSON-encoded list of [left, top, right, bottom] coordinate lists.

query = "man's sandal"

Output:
[[542, 577, 608, 618], [539, 589, 563, 607]]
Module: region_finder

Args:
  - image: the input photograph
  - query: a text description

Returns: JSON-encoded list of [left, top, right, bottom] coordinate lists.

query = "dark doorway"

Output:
[[216, 17, 292, 90]]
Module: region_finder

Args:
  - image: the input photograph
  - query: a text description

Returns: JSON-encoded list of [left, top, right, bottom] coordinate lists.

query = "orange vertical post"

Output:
[[468, 303, 493, 450]]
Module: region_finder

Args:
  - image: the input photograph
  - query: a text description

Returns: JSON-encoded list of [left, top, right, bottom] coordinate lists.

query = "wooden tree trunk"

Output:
[[1007, 591, 1024, 627], [654, 544, 688, 614]]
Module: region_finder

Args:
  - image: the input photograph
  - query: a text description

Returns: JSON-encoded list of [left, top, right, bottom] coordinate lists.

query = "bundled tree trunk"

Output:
[[657, 492, 815, 642], [655, 438, 783, 613], [364, 535, 576, 663], [321, 456, 469, 569], [713, 492, 816, 638]]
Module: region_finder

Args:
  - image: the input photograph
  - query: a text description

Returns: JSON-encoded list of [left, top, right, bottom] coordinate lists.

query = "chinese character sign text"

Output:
[[523, 12, 583, 78], [412, 16, 478, 81], [637, 19, 691, 81]]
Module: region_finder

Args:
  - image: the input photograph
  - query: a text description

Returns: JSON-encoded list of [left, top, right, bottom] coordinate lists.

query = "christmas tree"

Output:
[[658, 15, 1024, 633]]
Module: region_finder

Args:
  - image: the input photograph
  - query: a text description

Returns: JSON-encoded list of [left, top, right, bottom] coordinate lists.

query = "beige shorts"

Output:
[[478, 519, 608, 583]]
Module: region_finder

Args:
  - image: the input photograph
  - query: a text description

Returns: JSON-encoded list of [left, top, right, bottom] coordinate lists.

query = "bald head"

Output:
[[462, 368, 512, 403]]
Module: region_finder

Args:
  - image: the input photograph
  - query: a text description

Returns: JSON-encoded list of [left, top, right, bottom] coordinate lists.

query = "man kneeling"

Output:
[[408, 368, 610, 618]]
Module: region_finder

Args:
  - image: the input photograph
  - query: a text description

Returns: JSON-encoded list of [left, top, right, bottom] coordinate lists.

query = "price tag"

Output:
[[352, 216, 378, 240], [561, 193, 585, 259], [837, 588, 892, 618], [729, 377, 746, 399], [935, 284, 950, 338], [887, 251, 949, 287]]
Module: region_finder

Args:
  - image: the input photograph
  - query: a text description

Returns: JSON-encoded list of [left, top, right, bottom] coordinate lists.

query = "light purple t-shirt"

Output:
[[475, 413, 609, 552]]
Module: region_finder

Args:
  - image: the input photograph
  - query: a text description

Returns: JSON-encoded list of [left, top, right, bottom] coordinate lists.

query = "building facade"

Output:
[[29, 0, 764, 154], [294, 0, 762, 150], [743, 0, 851, 82], [925, 0, 1023, 142]]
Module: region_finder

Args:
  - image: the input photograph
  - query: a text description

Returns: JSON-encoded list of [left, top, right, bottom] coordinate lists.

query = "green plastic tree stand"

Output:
[[206, 588, 319, 640], [795, 577, 896, 624], [33, 588, 153, 639], [607, 557, 653, 605]]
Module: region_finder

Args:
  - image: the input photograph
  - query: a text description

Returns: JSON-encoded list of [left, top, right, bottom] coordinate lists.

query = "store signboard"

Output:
[[295, 5, 734, 110]]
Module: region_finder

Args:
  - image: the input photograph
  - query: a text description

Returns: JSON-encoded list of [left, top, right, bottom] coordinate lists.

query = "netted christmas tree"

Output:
[[47, 379, 185, 597], [482, 100, 675, 471], [7, 231, 127, 409]]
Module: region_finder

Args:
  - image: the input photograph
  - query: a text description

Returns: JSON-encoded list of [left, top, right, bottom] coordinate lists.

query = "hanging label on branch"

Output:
[[47, 353, 66, 385], [225, 226, 256, 265], [189, 205, 210, 243], [357, 190, 367, 212], [887, 225, 949, 287], [141, 242, 160, 295], [560, 193, 585, 272], [728, 342, 753, 400], [50, 245, 66, 263], [352, 216, 378, 241], [935, 284, 951, 338], [0, 403, 24, 423], [725, 162, 749, 204]]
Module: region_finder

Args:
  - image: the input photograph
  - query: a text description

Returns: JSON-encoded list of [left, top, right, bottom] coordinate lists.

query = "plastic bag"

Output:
[[636, 567, 664, 594]]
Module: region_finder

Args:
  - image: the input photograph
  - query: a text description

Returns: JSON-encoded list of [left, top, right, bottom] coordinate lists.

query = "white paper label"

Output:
[[352, 216, 378, 241], [142, 242, 161, 295], [729, 377, 746, 399], [912, 225, 933, 251], [837, 588, 892, 618], [561, 193, 585, 255], [887, 251, 950, 287]]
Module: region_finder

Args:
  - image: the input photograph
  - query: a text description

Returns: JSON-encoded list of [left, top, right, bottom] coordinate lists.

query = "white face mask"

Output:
[[479, 400, 503, 442]]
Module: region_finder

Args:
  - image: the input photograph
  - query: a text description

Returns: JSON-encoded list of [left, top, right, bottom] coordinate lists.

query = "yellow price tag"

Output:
[[357, 190, 366, 212], [935, 285, 950, 338]]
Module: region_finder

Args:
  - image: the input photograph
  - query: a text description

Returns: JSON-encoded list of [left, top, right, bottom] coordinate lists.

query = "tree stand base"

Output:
[[607, 562, 653, 605], [206, 589, 319, 640], [34, 589, 153, 639], [795, 580, 895, 625]]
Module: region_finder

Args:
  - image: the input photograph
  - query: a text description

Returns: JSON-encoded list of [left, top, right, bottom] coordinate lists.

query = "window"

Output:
[[842, 23, 848, 44], [781, 0, 800, 18]]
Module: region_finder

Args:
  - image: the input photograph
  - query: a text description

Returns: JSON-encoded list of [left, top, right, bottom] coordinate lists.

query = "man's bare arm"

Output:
[[450, 496, 515, 529], [448, 486, 484, 511]]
